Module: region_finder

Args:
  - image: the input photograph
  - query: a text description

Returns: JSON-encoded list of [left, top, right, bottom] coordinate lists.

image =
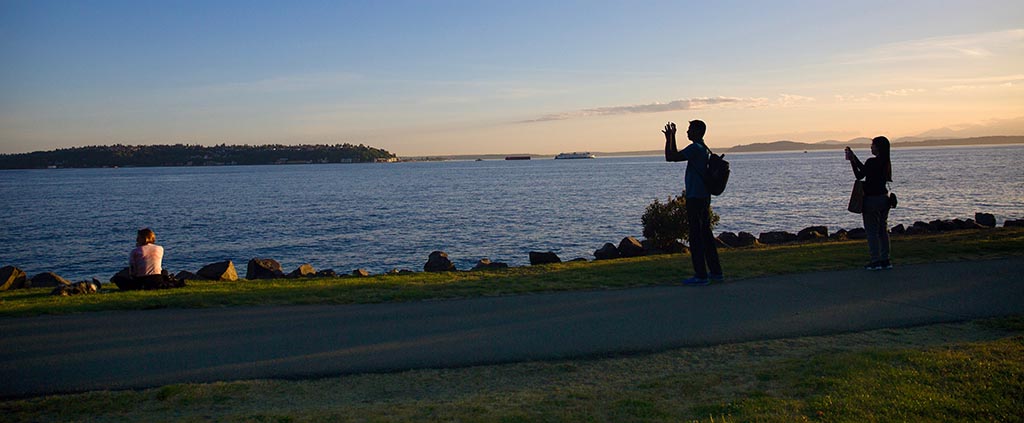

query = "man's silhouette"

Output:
[[664, 120, 723, 285]]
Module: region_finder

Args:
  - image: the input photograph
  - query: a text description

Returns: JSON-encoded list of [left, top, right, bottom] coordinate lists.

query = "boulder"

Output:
[[569, 258, 588, 262], [197, 260, 238, 281], [316, 269, 338, 278], [246, 258, 285, 280], [175, 271, 199, 281], [1, 266, 27, 291], [959, 219, 984, 230], [975, 212, 996, 228], [737, 232, 759, 247], [938, 220, 958, 231], [289, 263, 317, 278], [713, 237, 730, 248], [1005, 219, 1024, 228], [51, 280, 100, 297], [797, 226, 829, 241], [759, 231, 797, 245], [30, 272, 71, 288], [639, 240, 667, 256], [352, 268, 370, 277], [830, 229, 849, 241], [594, 243, 620, 260], [904, 226, 927, 235], [529, 251, 561, 265], [927, 220, 944, 231], [472, 259, 509, 271], [847, 228, 867, 239], [617, 237, 646, 258], [890, 224, 906, 235], [717, 232, 741, 248], [650, 240, 688, 254], [424, 251, 456, 272]]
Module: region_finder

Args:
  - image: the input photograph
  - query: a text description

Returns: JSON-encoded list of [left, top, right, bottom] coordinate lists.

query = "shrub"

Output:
[[641, 195, 720, 249]]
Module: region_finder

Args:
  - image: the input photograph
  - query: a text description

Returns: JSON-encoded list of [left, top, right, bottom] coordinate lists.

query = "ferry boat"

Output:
[[554, 152, 597, 159]]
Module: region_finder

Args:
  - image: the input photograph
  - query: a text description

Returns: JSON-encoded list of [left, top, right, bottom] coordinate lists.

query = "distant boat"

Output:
[[555, 152, 597, 159], [505, 155, 531, 160]]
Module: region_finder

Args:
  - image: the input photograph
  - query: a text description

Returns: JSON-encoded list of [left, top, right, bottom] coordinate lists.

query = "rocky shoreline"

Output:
[[2, 213, 1021, 296]]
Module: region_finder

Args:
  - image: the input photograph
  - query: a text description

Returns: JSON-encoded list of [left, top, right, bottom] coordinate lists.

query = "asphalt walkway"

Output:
[[2, 257, 1022, 398]]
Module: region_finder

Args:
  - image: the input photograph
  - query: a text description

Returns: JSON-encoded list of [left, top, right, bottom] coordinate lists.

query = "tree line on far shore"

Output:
[[0, 143, 397, 169]]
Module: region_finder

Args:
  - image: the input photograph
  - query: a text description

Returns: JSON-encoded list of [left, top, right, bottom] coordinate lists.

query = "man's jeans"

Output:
[[686, 197, 722, 278]]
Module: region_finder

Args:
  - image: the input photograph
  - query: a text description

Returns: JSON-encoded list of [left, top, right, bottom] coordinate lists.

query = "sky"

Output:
[[2, 0, 1023, 156]]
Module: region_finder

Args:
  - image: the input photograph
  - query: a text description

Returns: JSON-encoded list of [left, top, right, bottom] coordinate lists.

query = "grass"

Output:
[[3, 316, 1021, 422], [3, 228, 1023, 317]]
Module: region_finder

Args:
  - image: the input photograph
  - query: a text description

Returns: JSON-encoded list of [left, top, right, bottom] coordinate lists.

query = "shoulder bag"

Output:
[[848, 179, 864, 213]]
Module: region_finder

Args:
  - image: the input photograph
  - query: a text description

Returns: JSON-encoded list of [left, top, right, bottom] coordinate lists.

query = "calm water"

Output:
[[2, 145, 1022, 280]]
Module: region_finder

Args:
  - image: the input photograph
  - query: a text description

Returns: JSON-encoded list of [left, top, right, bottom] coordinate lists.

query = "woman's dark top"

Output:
[[851, 156, 888, 196]]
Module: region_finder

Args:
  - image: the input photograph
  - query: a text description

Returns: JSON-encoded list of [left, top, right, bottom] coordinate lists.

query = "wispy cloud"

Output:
[[935, 74, 1024, 91], [200, 72, 363, 94], [519, 97, 758, 123], [518, 94, 817, 123], [922, 74, 1024, 84], [840, 29, 1024, 65], [835, 88, 927, 102], [777, 94, 816, 106]]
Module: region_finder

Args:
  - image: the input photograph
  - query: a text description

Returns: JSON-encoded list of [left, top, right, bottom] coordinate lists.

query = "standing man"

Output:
[[664, 120, 723, 285]]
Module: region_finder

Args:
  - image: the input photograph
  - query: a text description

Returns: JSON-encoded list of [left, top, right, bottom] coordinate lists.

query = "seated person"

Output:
[[111, 228, 167, 290]]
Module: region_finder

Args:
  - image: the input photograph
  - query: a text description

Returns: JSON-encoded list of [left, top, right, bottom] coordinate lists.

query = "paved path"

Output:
[[2, 258, 1022, 398]]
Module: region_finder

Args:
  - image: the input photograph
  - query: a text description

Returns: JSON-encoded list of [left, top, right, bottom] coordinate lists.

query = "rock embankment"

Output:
[[2, 212, 1020, 292]]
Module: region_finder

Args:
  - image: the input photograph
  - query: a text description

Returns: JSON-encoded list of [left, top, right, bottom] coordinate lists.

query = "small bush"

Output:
[[642, 195, 720, 249]]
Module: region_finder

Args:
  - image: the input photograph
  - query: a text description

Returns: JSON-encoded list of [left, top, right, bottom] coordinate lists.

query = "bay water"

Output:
[[2, 145, 1022, 281]]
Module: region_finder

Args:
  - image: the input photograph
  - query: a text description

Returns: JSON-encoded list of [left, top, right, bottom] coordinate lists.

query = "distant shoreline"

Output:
[[724, 135, 1024, 153], [402, 135, 1024, 161], [4, 136, 1022, 168]]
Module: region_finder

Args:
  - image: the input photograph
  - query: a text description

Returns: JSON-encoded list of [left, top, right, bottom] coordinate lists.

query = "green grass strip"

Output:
[[2, 317, 1021, 422], [2, 228, 1023, 318]]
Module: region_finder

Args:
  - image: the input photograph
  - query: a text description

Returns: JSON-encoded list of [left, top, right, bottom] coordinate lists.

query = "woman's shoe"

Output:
[[865, 261, 882, 271]]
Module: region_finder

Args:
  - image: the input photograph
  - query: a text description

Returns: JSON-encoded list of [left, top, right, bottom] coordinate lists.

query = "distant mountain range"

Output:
[[725, 135, 1024, 153], [411, 136, 1024, 161]]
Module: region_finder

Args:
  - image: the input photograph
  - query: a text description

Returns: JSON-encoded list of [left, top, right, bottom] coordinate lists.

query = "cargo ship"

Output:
[[554, 152, 597, 159]]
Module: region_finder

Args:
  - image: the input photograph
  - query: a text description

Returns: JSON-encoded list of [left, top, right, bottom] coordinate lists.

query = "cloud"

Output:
[[519, 96, 761, 123], [938, 74, 1024, 92], [835, 88, 927, 102], [200, 72, 363, 94], [840, 29, 1024, 65], [777, 94, 816, 106]]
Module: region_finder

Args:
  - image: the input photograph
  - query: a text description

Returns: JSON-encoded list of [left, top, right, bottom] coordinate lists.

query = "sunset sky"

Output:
[[2, 0, 1023, 156]]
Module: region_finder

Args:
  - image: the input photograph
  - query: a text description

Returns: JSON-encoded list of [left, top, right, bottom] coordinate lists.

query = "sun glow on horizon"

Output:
[[1, 2, 1022, 156]]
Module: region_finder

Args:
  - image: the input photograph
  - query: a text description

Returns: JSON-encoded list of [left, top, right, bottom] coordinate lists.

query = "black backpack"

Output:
[[705, 146, 730, 196]]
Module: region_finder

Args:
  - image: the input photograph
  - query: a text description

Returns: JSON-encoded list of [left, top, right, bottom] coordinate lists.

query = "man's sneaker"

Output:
[[881, 260, 893, 270], [708, 273, 725, 282], [865, 261, 883, 271], [682, 277, 710, 286]]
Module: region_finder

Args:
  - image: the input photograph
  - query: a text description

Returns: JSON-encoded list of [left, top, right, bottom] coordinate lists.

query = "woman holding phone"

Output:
[[845, 136, 893, 270]]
